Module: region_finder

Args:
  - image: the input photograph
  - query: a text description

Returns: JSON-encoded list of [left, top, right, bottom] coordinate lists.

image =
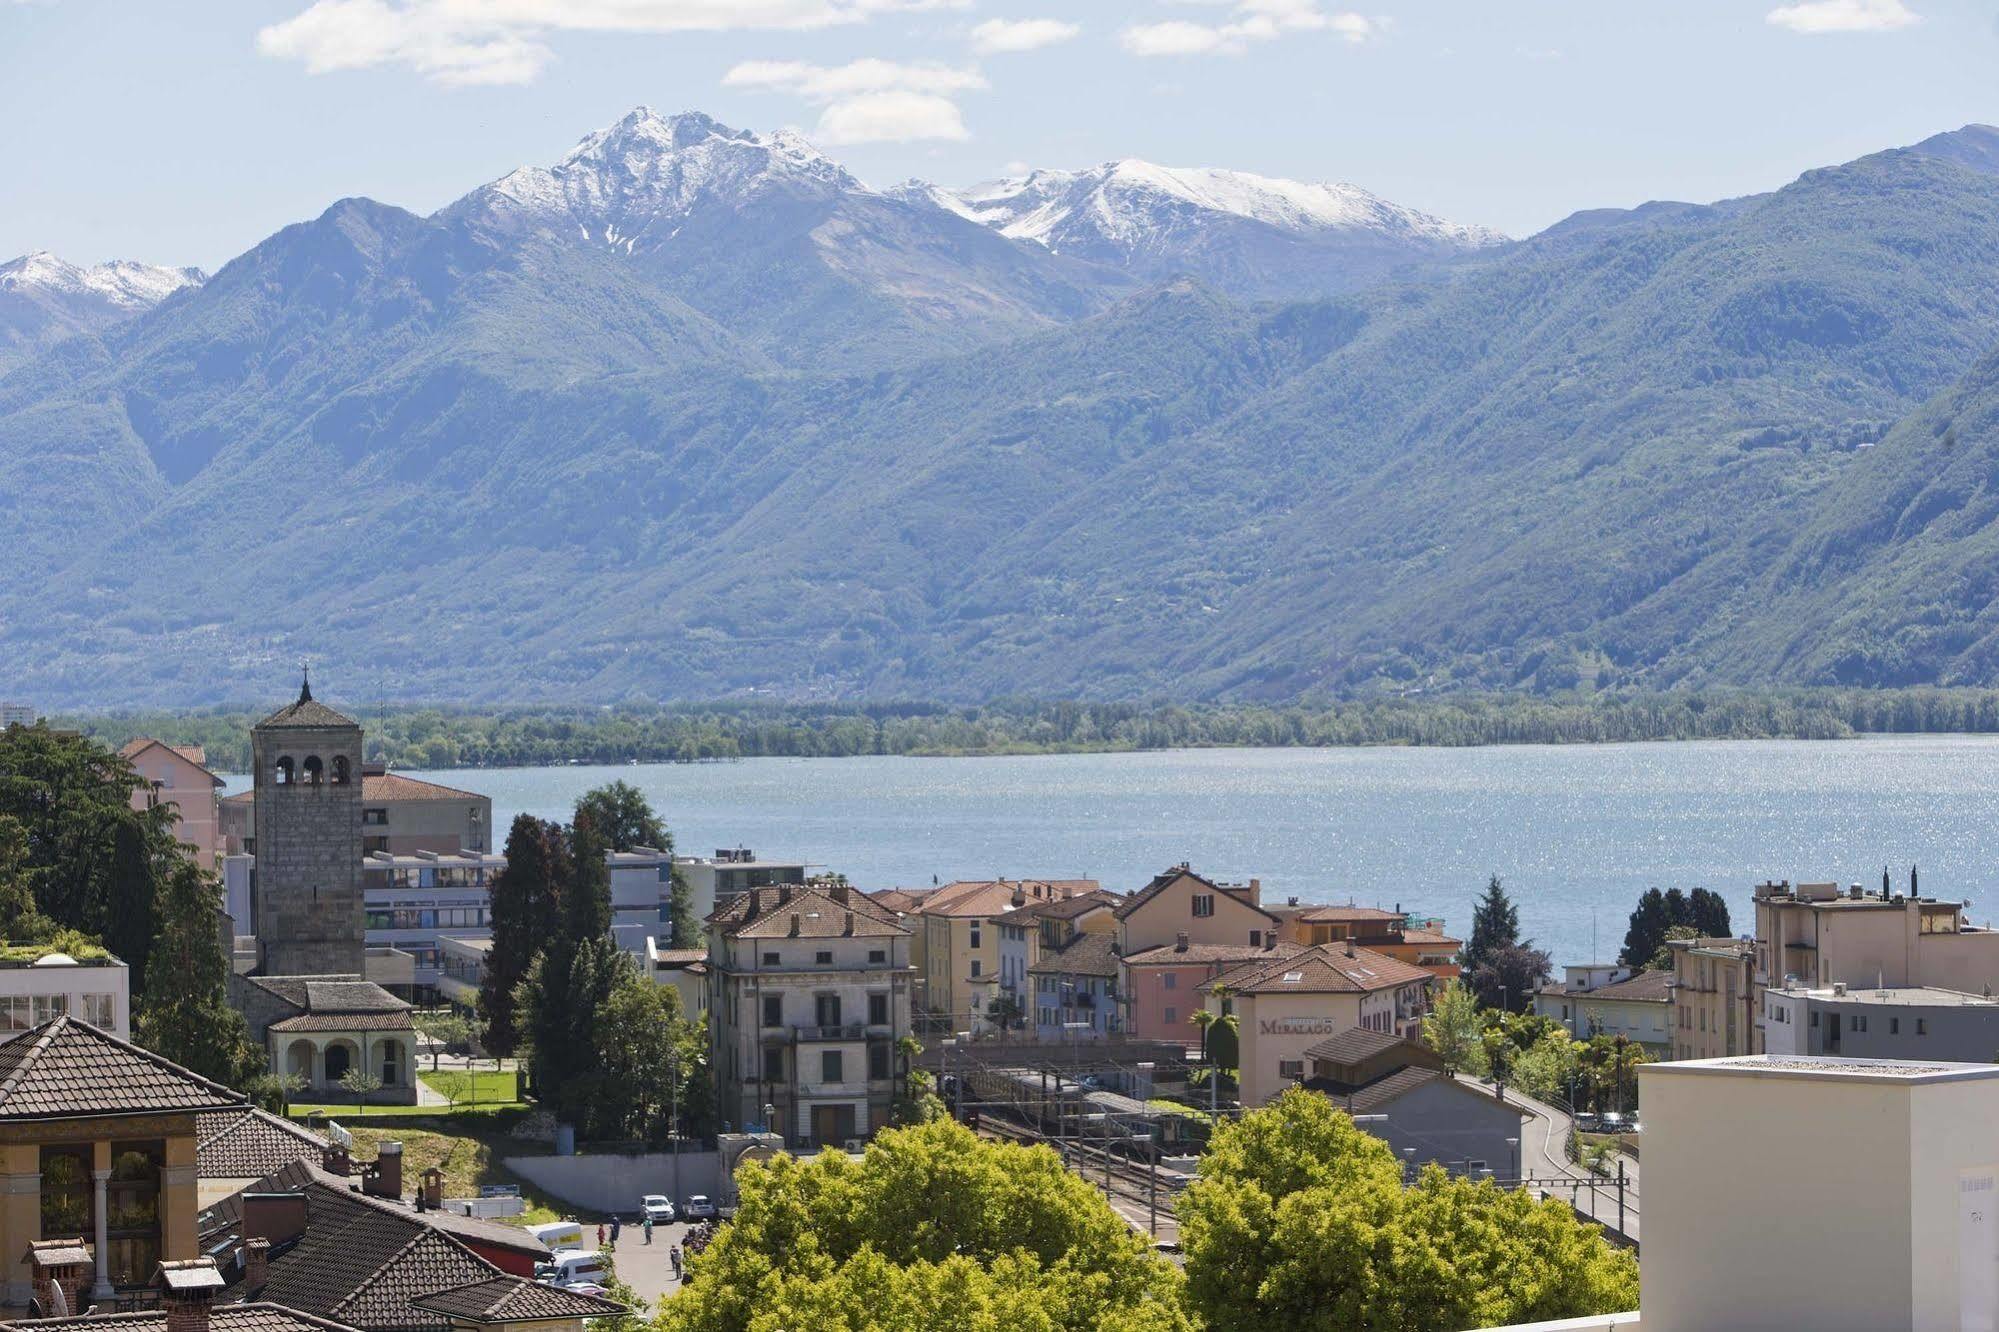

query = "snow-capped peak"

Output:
[[936, 158, 1507, 254], [449, 106, 860, 249], [0, 251, 205, 310]]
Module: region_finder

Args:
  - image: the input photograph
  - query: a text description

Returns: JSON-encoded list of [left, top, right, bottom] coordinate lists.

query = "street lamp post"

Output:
[[1505, 1135, 1520, 1184]]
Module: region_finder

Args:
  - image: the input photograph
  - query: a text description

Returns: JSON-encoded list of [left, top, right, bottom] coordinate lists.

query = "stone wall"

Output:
[[252, 721, 365, 976], [502, 1149, 724, 1212]]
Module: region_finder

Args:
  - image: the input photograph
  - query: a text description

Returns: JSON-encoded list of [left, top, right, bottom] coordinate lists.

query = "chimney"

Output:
[[26, 1239, 90, 1317], [830, 882, 849, 906], [778, 884, 793, 907], [1011, 884, 1027, 908], [1175, 932, 1189, 953], [789, 914, 802, 938], [153, 1259, 225, 1332], [1246, 878, 1262, 907], [322, 1143, 351, 1176], [361, 1141, 403, 1199], [419, 1167, 443, 1211], [242, 1239, 270, 1295], [241, 1192, 308, 1247], [1264, 933, 1276, 951], [1287, 896, 1299, 907]]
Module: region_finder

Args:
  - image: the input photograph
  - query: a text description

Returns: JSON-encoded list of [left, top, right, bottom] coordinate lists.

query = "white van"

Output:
[[526, 1221, 585, 1252], [539, 1249, 608, 1290]]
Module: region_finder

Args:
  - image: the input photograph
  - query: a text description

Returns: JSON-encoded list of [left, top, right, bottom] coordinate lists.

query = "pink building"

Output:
[[1113, 864, 1291, 1043], [119, 738, 224, 868], [1121, 937, 1302, 1043]]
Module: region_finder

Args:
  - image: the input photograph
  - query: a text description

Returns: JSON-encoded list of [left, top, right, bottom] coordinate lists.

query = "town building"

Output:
[[231, 977, 418, 1106], [676, 850, 809, 922], [120, 739, 225, 868], [1665, 935, 1757, 1060], [916, 879, 1094, 1030], [705, 881, 915, 1146], [0, 944, 129, 1040], [990, 890, 1121, 1033], [0, 1014, 246, 1303], [1206, 943, 1435, 1106], [193, 1106, 330, 1207], [1760, 983, 1999, 1061], [360, 851, 507, 997], [1119, 937, 1302, 1043], [868, 888, 935, 975], [1751, 876, 1999, 1048], [224, 769, 492, 858], [607, 848, 677, 953], [1302, 1028, 1529, 1176], [646, 941, 709, 1019], [1270, 901, 1462, 982], [0, 704, 34, 729], [1027, 933, 1122, 1039], [434, 937, 487, 1010], [1533, 964, 1673, 1054]]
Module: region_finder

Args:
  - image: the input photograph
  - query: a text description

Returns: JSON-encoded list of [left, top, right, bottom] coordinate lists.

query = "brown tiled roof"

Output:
[[1400, 927, 1462, 947], [268, 1013, 415, 1034], [1302, 1027, 1411, 1065], [257, 690, 359, 731], [0, 1016, 244, 1120], [1113, 867, 1278, 925], [1292, 904, 1406, 924], [1576, 968, 1674, 1004], [246, 977, 412, 1016], [709, 883, 908, 939], [198, 1107, 327, 1180], [1316, 1066, 1530, 1119], [923, 879, 1093, 919], [2, 1304, 363, 1332], [651, 949, 707, 965], [118, 738, 223, 782], [1122, 940, 1304, 967], [28, 1241, 93, 1267], [223, 790, 255, 806], [1214, 944, 1433, 995], [1028, 932, 1120, 979], [359, 774, 485, 803], [868, 888, 934, 914], [992, 889, 1123, 927], [409, 1276, 623, 1322]]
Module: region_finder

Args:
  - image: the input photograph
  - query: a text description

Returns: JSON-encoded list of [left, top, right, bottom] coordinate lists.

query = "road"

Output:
[[604, 1217, 694, 1310], [1504, 1086, 1641, 1244]]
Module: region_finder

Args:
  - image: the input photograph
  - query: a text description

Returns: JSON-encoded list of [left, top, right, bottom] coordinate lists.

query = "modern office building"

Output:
[[676, 850, 809, 921]]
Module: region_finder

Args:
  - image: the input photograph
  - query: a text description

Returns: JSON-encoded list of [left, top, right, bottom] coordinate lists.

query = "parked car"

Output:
[[1601, 1111, 1628, 1130], [641, 1194, 676, 1224], [1572, 1111, 1602, 1133], [527, 1221, 585, 1251], [682, 1194, 717, 1220], [537, 1250, 608, 1290]]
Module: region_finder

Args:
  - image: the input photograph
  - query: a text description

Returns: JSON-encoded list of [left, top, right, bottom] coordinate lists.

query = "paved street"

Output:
[[1506, 1087, 1642, 1244], [605, 1218, 694, 1310]]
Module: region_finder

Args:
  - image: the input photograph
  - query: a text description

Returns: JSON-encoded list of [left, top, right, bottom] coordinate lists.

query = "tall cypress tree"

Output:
[[564, 812, 613, 945], [101, 813, 160, 995], [1689, 887, 1732, 938], [1461, 875, 1521, 974], [135, 859, 260, 1086], [481, 815, 566, 1056]]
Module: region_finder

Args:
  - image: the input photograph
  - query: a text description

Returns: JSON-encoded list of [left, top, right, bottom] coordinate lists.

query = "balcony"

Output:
[[791, 1022, 869, 1042]]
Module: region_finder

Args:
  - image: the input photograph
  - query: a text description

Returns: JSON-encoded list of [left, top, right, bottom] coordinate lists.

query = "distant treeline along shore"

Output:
[[47, 688, 1999, 774]]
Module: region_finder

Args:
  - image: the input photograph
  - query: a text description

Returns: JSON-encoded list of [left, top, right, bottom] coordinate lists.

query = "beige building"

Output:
[[1532, 965, 1672, 1054], [706, 881, 915, 1146], [915, 879, 1094, 1030], [1665, 936, 1756, 1060], [120, 739, 224, 868], [222, 767, 492, 857], [1206, 943, 1433, 1107]]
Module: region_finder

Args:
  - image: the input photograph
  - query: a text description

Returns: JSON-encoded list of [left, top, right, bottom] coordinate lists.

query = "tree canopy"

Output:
[[1618, 886, 1731, 970], [1467, 941, 1554, 1014], [657, 1117, 1190, 1332], [1177, 1088, 1638, 1332], [480, 814, 567, 1056], [1460, 875, 1520, 974], [573, 780, 669, 853]]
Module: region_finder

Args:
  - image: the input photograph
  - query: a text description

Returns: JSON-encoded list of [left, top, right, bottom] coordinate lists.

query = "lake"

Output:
[[387, 735, 1999, 967]]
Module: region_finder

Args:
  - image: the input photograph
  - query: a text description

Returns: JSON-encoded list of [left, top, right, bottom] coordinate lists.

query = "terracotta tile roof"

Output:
[[1113, 867, 1278, 924], [268, 1013, 415, 1034], [198, 1107, 328, 1180], [1292, 904, 1407, 923], [1302, 1027, 1412, 1065], [1214, 944, 1433, 995], [1028, 932, 1120, 979], [257, 691, 359, 731], [709, 883, 908, 940], [0, 1016, 244, 1120], [359, 774, 486, 803], [223, 790, 255, 806], [1399, 927, 1462, 947], [992, 889, 1124, 927], [409, 1277, 623, 1322], [1122, 940, 1304, 967], [118, 737, 223, 784], [1566, 968, 1674, 1004], [868, 888, 934, 914], [246, 977, 412, 1016], [2, 1304, 363, 1332], [922, 879, 1093, 918]]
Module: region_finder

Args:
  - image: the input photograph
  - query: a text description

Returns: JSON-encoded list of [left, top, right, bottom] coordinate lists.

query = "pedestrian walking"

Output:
[[596, 1223, 605, 1249], [670, 1245, 682, 1280], [610, 1216, 621, 1244], [642, 1216, 653, 1244]]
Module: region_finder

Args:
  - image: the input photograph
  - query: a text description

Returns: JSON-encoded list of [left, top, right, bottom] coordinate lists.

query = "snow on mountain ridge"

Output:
[[0, 251, 205, 309]]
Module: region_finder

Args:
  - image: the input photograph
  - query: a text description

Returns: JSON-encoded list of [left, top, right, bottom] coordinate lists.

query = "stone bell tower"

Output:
[[250, 672, 365, 976]]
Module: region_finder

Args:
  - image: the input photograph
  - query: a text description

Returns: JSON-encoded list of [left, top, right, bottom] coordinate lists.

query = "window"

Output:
[[762, 951, 781, 966], [969, 924, 982, 949], [869, 1042, 890, 1080], [970, 959, 982, 977], [1891, 1018, 1900, 1035], [763, 995, 784, 1028], [763, 1047, 784, 1082], [273, 756, 294, 785], [815, 995, 841, 1027], [1191, 894, 1215, 918], [83, 993, 115, 1028], [1278, 1060, 1305, 1080], [1161, 973, 1177, 990], [821, 1051, 843, 1084], [363, 808, 389, 826], [302, 756, 323, 785], [1249, 930, 1262, 947], [1918, 1019, 1929, 1035], [31, 994, 65, 1024], [331, 756, 351, 785], [380, 1043, 399, 1087], [868, 948, 887, 964], [1853, 1015, 1868, 1033], [1810, 1011, 1819, 1028], [868, 993, 889, 1026], [815, 950, 833, 965], [1163, 1007, 1177, 1024]]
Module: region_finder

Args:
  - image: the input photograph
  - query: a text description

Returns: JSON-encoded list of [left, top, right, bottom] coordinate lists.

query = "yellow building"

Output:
[[1666, 936, 1757, 1060], [914, 879, 1095, 1029], [0, 1014, 245, 1307]]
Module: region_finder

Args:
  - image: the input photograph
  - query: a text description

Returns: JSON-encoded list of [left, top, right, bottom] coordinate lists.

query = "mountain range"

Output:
[[7, 109, 1999, 707]]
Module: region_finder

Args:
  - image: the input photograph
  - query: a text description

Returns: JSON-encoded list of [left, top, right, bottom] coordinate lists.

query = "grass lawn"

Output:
[[308, 1120, 568, 1226], [419, 1066, 525, 1107]]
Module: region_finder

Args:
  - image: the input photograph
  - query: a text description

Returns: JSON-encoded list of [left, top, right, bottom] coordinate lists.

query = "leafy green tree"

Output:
[[1461, 875, 1520, 973], [515, 935, 621, 1128], [0, 816, 50, 939], [573, 781, 668, 852], [1622, 886, 1734, 969], [248, 1070, 308, 1115], [658, 1117, 1191, 1332], [564, 811, 613, 944], [1179, 1089, 1637, 1332], [416, 1013, 472, 1072], [1421, 980, 1488, 1076], [101, 813, 161, 993], [586, 956, 710, 1141], [667, 865, 698, 950], [135, 858, 262, 1087], [1468, 941, 1554, 1013], [891, 1035, 943, 1126], [481, 815, 566, 1056], [339, 1067, 383, 1114], [1689, 886, 1731, 937], [1510, 1029, 1582, 1104]]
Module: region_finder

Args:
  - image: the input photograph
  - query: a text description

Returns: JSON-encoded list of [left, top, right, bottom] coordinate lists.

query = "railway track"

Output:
[[976, 1116, 1182, 1245]]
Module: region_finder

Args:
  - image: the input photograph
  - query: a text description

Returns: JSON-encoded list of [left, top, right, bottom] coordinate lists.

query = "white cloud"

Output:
[[1766, 0, 1919, 32], [1121, 0, 1374, 56], [970, 17, 1080, 53], [257, 0, 968, 85], [724, 57, 987, 144]]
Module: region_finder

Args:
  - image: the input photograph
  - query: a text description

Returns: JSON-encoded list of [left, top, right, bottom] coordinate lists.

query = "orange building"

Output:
[[1271, 903, 1460, 983]]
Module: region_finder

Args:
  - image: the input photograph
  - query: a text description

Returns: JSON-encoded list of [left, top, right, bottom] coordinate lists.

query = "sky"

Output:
[[3, 0, 1997, 271]]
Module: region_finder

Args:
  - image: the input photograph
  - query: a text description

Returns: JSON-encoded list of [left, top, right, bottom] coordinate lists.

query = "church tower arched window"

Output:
[[302, 756, 324, 786], [274, 756, 294, 786], [331, 756, 351, 785]]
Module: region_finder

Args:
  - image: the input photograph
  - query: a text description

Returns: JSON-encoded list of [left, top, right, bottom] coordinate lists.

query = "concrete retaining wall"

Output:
[[502, 1149, 723, 1213]]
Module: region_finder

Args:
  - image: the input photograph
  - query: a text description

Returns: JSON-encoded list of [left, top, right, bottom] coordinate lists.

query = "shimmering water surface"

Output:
[[400, 736, 1999, 966]]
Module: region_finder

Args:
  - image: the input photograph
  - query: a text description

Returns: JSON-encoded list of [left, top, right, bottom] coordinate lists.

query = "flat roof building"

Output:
[[1761, 983, 1999, 1062]]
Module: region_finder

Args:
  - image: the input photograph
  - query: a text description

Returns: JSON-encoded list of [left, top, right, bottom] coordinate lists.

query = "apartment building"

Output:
[[1666, 936, 1757, 1060], [916, 878, 1094, 1029], [1121, 936, 1301, 1042], [1533, 964, 1673, 1054], [120, 738, 225, 868], [677, 849, 809, 920], [1115, 865, 1283, 1039], [706, 881, 915, 1146], [991, 890, 1120, 1032], [1207, 942, 1434, 1106], [1761, 983, 1999, 1061], [1270, 901, 1462, 982], [0, 944, 129, 1038]]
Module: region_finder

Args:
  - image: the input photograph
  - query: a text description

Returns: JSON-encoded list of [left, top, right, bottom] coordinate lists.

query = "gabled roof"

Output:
[[921, 879, 1094, 919], [269, 1013, 415, 1034], [1121, 940, 1304, 967], [1302, 1026, 1411, 1065], [0, 1015, 244, 1120], [1575, 968, 1674, 1004], [1291, 904, 1406, 924], [1114, 867, 1278, 925], [709, 882, 908, 939], [868, 888, 935, 914], [993, 889, 1123, 927], [246, 977, 412, 1016], [118, 737, 224, 785], [1028, 932, 1120, 979], [2, 1304, 363, 1332], [197, 1107, 328, 1180], [1213, 944, 1433, 995], [1311, 1065, 1531, 1120], [409, 1276, 623, 1322]]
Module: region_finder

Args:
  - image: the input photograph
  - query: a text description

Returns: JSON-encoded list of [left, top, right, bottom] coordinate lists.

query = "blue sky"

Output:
[[3, 0, 1995, 270]]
